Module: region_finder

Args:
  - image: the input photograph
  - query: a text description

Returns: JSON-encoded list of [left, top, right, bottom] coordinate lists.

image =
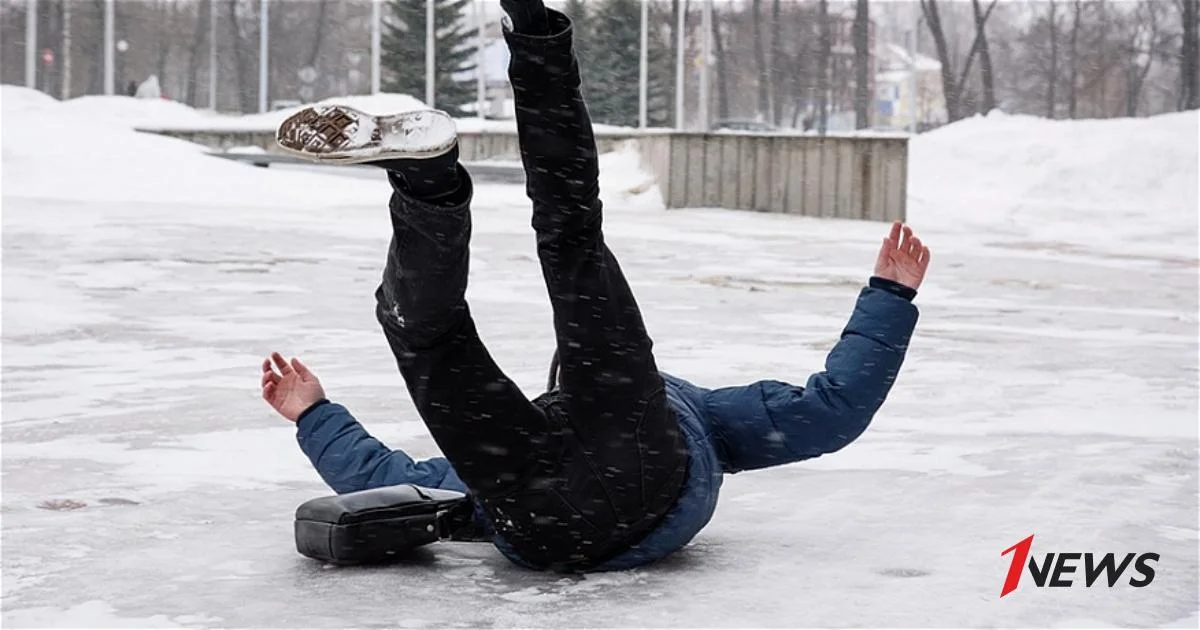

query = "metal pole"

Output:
[[103, 0, 114, 95], [674, 1, 685, 129], [476, 0, 486, 118], [426, 0, 436, 108], [209, 0, 218, 109], [371, 0, 382, 94], [60, 0, 71, 99], [908, 25, 918, 134], [259, 0, 269, 113], [699, 0, 711, 130], [25, 0, 36, 89], [638, 0, 648, 128]]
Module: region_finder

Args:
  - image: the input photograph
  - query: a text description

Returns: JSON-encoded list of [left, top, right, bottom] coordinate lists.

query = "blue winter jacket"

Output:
[[296, 282, 919, 570]]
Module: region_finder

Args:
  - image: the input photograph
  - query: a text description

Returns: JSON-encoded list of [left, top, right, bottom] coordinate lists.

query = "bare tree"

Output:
[[307, 0, 331, 70], [184, 0, 209, 106], [1047, 0, 1059, 117], [920, 0, 960, 119], [1121, 0, 1173, 116], [671, 0, 680, 125], [712, 8, 730, 120], [817, 0, 830, 132], [770, 0, 783, 124], [1067, 0, 1082, 117], [971, 0, 996, 112], [853, 0, 870, 128], [1182, 0, 1199, 109], [921, 0, 997, 120], [751, 0, 769, 119], [227, 0, 254, 112], [152, 1, 179, 94]]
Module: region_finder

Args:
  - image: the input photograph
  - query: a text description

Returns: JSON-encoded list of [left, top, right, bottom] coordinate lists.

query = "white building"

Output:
[[452, 36, 514, 119], [874, 43, 947, 132]]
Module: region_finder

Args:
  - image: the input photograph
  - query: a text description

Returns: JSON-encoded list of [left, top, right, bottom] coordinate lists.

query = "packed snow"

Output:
[[57, 90, 638, 135], [2, 84, 1197, 627], [909, 109, 1198, 261]]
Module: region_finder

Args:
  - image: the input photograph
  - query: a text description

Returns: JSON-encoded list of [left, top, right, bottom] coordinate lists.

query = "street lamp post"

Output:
[[209, 0, 217, 109], [674, 2, 685, 129], [103, 0, 114, 94], [371, 0, 382, 94], [25, 0, 36, 89], [476, 0, 486, 119], [258, 0, 269, 113], [425, 0, 435, 108], [638, 0, 648, 129], [699, 0, 711, 131]]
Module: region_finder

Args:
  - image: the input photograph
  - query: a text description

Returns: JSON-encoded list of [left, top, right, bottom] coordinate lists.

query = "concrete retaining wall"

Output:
[[139, 127, 906, 222], [637, 132, 907, 222]]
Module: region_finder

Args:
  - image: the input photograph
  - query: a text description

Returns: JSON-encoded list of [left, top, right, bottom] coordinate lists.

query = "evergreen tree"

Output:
[[561, 0, 592, 65], [585, 0, 671, 127], [381, 0, 476, 114]]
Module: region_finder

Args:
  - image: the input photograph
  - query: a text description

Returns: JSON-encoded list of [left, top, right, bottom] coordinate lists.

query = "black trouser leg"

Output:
[[502, 10, 689, 566], [375, 168, 551, 497]]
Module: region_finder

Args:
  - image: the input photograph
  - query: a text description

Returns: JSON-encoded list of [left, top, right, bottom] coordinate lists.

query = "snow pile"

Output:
[[1, 84, 64, 114], [598, 142, 661, 208], [0, 86, 382, 209], [0, 85, 654, 210], [12, 91, 431, 133], [58, 93, 217, 129], [30, 88, 634, 135], [908, 110, 1198, 258]]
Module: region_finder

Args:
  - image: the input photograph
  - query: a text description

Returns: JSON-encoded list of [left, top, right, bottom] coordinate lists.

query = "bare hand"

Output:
[[261, 352, 326, 422], [874, 221, 931, 291]]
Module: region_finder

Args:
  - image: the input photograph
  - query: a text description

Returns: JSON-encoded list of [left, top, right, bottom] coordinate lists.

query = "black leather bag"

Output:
[[294, 485, 474, 565]]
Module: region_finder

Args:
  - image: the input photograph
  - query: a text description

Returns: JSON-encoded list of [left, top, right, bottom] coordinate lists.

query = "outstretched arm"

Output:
[[294, 401, 457, 494], [261, 353, 460, 494], [706, 223, 929, 472]]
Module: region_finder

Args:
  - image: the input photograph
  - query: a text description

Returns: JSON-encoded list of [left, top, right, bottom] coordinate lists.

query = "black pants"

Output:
[[374, 11, 688, 570]]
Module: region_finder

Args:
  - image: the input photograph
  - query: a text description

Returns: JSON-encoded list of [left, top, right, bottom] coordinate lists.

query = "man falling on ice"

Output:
[[261, 0, 930, 572]]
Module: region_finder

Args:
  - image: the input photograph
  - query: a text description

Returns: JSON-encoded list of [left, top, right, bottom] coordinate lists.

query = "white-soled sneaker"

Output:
[[275, 105, 457, 164]]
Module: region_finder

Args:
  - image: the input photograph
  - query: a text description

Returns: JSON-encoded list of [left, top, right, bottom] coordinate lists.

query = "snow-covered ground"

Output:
[[2, 86, 1197, 627], [76, 90, 640, 135]]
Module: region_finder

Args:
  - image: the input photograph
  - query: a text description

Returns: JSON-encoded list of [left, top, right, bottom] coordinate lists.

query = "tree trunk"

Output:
[[920, 0, 960, 121], [86, 0, 105, 95], [1065, 0, 1084, 116], [1046, 0, 1058, 118], [770, 0, 783, 124], [1125, 0, 1160, 117], [972, 0, 996, 113], [184, 0, 209, 105], [155, 2, 172, 96], [853, 0, 870, 128], [1182, 0, 1199, 110], [670, 0, 680, 124], [817, 0, 831, 132], [228, 0, 252, 113], [712, 8, 730, 120], [751, 0, 769, 120], [307, 0, 329, 69]]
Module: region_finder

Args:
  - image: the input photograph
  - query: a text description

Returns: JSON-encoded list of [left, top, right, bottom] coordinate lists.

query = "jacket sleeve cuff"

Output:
[[296, 399, 331, 428], [869, 276, 917, 302]]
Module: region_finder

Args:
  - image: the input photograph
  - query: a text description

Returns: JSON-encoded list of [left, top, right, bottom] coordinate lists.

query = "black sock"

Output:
[[370, 144, 461, 202], [501, 0, 549, 35]]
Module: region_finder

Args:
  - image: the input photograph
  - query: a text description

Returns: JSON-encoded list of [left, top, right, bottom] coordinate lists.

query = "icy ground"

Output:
[[2, 88, 1198, 627]]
